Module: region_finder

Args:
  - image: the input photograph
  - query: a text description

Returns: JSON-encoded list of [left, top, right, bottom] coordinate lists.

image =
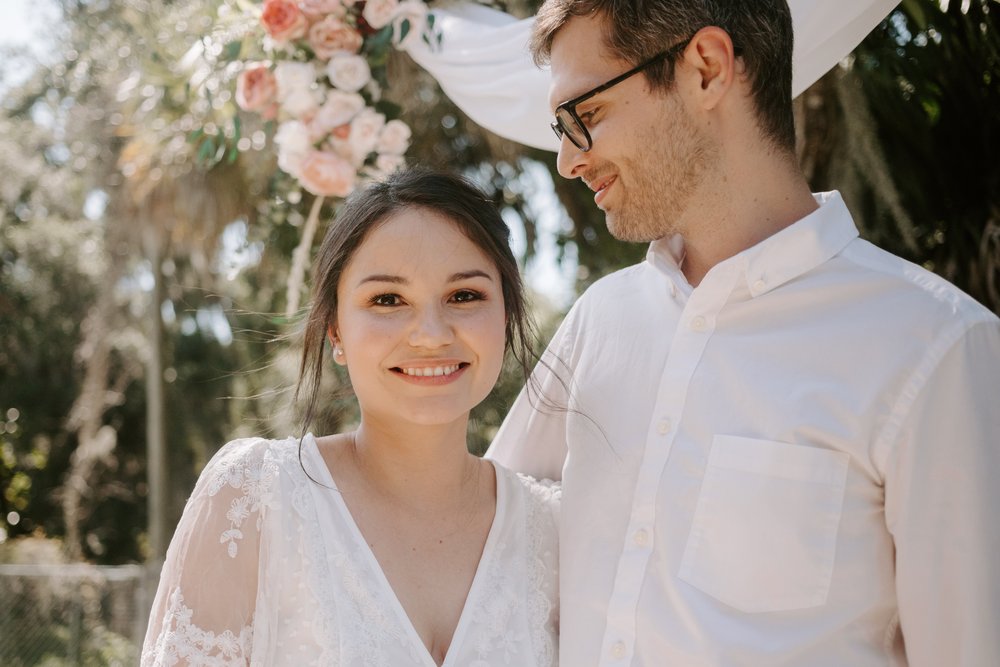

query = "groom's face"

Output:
[[548, 13, 714, 243]]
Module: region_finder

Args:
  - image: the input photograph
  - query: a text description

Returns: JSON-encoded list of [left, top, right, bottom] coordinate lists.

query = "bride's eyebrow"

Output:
[[448, 270, 493, 282], [357, 274, 406, 286], [356, 270, 492, 287]]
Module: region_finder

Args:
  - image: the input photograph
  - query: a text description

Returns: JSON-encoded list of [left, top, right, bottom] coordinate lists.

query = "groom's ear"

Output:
[[683, 26, 739, 111]]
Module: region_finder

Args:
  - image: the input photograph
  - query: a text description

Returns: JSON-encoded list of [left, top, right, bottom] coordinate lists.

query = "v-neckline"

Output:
[[304, 433, 506, 667]]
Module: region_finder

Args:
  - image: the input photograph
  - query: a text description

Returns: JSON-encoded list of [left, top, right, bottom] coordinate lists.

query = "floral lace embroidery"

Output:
[[141, 589, 252, 666], [204, 439, 279, 558], [520, 474, 561, 667]]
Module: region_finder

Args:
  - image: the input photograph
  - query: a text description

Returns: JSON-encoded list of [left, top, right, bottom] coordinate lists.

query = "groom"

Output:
[[488, 0, 1000, 664]]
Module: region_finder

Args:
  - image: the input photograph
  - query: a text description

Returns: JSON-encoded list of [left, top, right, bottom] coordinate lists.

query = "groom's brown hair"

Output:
[[531, 0, 796, 152]]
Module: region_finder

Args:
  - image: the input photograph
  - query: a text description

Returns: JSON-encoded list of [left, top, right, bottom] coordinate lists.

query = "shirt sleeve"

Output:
[[141, 439, 276, 666], [883, 319, 1000, 666], [486, 306, 579, 481]]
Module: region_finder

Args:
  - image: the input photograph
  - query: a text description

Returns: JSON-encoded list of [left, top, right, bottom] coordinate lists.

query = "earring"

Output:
[[334, 346, 344, 358]]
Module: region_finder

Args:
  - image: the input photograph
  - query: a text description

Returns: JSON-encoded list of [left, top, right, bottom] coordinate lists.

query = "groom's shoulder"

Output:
[[574, 260, 658, 309], [839, 238, 996, 329]]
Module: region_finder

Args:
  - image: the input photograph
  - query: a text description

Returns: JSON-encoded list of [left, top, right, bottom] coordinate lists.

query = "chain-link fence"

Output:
[[0, 562, 154, 666]]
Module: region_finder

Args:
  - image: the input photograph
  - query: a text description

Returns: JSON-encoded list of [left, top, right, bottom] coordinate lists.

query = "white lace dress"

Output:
[[141, 435, 559, 666]]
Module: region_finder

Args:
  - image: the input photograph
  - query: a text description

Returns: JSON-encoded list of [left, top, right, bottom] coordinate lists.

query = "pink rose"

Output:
[[297, 150, 357, 197], [260, 0, 308, 44], [236, 64, 278, 112], [308, 16, 363, 60], [362, 0, 399, 30], [298, 0, 346, 20]]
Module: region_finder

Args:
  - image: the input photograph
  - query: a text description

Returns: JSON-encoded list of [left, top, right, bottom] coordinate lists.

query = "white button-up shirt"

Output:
[[488, 192, 1000, 666]]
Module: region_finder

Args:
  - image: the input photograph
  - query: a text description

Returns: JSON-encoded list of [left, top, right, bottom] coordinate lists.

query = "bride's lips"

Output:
[[390, 361, 470, 386]]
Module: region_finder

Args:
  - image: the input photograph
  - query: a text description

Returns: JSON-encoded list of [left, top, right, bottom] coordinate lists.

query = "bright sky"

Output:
[[0, 0, 58, 90]]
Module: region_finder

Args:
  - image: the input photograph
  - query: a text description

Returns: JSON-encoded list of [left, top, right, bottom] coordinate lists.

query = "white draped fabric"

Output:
[[405, 0, 901, 151]]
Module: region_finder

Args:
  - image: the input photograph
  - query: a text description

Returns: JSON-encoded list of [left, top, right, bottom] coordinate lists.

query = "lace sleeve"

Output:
[[141, 438, 278, 666], [517, 473, 561, 665]]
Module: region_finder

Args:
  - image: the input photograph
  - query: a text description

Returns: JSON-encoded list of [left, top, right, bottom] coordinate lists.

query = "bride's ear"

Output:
[[327, 325, 346, 366]]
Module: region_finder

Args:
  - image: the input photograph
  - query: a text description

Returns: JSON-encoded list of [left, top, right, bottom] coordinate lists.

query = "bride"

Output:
[[141, 167, 559, 666]]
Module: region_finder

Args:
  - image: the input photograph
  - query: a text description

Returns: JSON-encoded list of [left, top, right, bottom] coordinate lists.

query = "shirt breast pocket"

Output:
[[678, 435, 849, 613]]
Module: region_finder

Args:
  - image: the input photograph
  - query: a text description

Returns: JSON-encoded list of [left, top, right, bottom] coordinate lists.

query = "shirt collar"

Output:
[[646, 191, 859, 298]]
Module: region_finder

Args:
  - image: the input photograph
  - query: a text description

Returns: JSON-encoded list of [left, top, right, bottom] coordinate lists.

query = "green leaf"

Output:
[[375, 100, 403, 118], [197, 137, 216, 164], [366, 26, 393, 53], [399, 19, 411, 43], [222, 39, 243, 62], [901, 0, 928, 33]]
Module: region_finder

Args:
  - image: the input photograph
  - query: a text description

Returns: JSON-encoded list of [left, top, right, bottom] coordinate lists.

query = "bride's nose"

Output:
[[407, 305, 455, 348]]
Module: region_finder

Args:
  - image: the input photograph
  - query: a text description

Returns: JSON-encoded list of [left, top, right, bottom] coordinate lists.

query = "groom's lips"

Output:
[[586, 175, 617, 208]]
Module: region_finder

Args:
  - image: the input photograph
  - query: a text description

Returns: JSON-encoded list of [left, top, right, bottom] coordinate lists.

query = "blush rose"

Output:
[[297, 150, 357, 197], [308, 16, 363, 60], [236, 64, 278, 113], [260, 0, 308, 44]]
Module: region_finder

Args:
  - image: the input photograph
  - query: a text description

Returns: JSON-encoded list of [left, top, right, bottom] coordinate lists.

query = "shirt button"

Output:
[[657, 419, 671, 435], [611, 641, 626, 659], [690, 315, 707, 332], [753, 279, 766, 292], [634, 528, 650, 547]]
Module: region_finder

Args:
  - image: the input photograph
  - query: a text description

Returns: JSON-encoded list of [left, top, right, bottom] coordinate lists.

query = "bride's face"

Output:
[[333, 206, 507, 428]]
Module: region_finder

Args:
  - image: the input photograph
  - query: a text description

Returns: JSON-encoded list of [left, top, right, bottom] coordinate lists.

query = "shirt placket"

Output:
[[598, 264, 740, 666]]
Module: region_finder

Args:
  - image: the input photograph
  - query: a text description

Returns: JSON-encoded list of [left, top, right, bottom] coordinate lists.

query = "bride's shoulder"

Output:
[[494, 461, 561, 510], [198, 435, 302, 489]]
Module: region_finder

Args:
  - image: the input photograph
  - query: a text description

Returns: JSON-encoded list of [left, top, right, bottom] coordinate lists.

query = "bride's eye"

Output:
[[370, 293, 401, 307], [451, 289, 485, 304]]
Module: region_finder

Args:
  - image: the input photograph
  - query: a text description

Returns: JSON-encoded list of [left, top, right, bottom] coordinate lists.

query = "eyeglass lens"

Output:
[[554, 107, 589, 150]]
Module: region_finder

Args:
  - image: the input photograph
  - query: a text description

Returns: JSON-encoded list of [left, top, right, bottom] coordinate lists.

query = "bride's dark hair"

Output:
[[295, 166, 536, 436]]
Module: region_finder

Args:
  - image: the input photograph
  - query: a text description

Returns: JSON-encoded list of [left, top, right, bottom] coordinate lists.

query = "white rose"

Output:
[[362, 0, 398, 30], [375, 119, 412, 155], [347, 108, 386, 163], [326, 55, 371, 93], [281, 87, 321, 118], [274, 120, 312, 177], [274, 62, 315, 101], [311, 91, 366, 138], [375, 153, 406, 177], [391, 1, 427, 47]]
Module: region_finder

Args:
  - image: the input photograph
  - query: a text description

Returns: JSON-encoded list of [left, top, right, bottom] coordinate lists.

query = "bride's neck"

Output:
[[349, 419, 485, 509]]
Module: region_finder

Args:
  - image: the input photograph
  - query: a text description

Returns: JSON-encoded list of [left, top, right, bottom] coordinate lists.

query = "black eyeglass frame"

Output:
[[550, 37, 694, 152]]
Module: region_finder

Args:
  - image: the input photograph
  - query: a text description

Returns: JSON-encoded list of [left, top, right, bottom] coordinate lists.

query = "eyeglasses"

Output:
[[550, 38, 693, 153]]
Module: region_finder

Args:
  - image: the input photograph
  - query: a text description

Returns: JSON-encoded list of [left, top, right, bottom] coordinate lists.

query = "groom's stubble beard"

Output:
[[604, 94, 716, 244]]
